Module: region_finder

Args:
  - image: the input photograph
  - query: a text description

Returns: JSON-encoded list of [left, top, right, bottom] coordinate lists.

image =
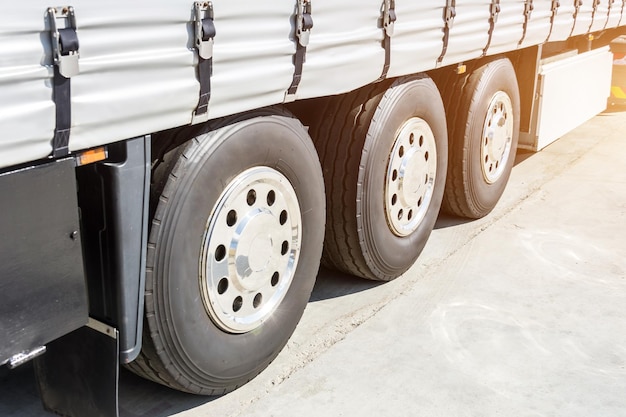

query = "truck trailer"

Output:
[[1, 1, 624, 416]]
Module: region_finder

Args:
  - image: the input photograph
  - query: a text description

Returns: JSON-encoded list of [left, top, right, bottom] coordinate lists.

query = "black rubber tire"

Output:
[[127, 108, 325, 395], [439, 57, 521, 219], [294, 75, 448, 281]]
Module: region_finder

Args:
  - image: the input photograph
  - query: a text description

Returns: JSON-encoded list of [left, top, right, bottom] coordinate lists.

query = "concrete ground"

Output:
[[2, 106, 626, 417]]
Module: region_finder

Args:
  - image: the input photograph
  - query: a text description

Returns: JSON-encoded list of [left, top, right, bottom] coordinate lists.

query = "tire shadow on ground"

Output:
[[309, 267, 383, 302]]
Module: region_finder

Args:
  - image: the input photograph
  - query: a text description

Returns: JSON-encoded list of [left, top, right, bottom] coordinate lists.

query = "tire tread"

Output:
[[127, 138, 215, 394], [293, 82, 394, 280], [436, 66, 476, 218]]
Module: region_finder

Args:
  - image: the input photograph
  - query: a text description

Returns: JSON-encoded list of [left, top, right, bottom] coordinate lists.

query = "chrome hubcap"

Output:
[[200, 167, 301, 333], [385, 117, 438, 237], [481, 91, 514, 184]]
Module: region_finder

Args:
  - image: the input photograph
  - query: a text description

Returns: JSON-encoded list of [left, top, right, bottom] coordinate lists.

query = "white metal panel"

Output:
[[520, 48, 612, 151], [439, 0, 491, 67], [605, 0, 624, 29], [296, 0, 385, 99], [209, 0, 295, 117], [387, 1, 444, 78], [486, 0, 525, 56], [549, 3, 576, 42], [0, 6, 56, 169], [518, 0, 553, 48]]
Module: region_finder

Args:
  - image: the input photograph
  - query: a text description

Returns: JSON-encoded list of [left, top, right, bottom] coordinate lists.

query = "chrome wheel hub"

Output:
[[385, 117, 438, 237], [200, 167, 301, 333], [482, 91, 514, 184]]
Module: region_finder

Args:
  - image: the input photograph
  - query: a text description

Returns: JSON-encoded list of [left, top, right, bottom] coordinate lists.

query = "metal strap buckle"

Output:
[[194, 1, 215, 60], [444, 0, 457, 28], [296, 0, 313, 47], [524, 0, 534, 17], [490, 0, 501, 23], [383, 0, 397, 37], [48, 6, 79, 78]]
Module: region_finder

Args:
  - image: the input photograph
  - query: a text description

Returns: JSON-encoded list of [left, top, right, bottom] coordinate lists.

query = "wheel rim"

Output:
[[481, 91, 514, 184], [385, 117, 438, 237], [200, 167, 302, 334]]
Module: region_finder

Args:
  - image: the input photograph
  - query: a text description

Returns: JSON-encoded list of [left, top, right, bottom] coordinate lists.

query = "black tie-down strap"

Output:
[[545, 0, 560, 42], [285, 0, 313, 101], [52, 67, 72, 158], [482, 0, 501, 57], [519, 0, 534, 46], [437, 0, 456, 64], [588, 0, 601, 33], [286, 42, 307, 97], [193, 2, 216, 123], [48, 7, 80, 158], [603, 0, 614, 30], [569, 0, 583, 37], [195, 56, 213, 117], [379, 0, 397, 81]]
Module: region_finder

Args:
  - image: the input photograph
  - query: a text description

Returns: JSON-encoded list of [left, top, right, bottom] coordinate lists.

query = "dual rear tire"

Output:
[[438, 57, 521, 219], [299, 58, 520, 282], [294, 74, 449, 281]]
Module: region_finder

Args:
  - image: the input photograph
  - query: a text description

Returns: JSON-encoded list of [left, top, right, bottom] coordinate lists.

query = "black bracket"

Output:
[[437, 0, 456, 64], [482, 0, 501, 57], [519, 0, 534, 45], [192, 1, 216, 124], [285, 0, 313, 102], [379, 0, 396, 80], [48, 6, 79, 159]]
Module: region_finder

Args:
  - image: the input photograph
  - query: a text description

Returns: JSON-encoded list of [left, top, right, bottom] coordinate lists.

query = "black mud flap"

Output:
[[0, 157, 88, 365], [34, 320, 119, 417]]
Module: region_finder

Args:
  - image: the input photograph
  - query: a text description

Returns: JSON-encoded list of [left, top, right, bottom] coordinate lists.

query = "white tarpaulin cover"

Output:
[[1, 0, 624, 169]]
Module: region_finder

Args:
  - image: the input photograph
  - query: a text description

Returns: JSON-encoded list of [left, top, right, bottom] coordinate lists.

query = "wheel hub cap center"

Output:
[[487, 113, 508, 159], [234, 210, 274, 287], [399, 148, 424, 207]]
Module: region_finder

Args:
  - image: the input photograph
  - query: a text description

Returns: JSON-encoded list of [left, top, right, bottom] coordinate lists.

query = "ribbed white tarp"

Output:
[[1, 0, 624, 169]]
